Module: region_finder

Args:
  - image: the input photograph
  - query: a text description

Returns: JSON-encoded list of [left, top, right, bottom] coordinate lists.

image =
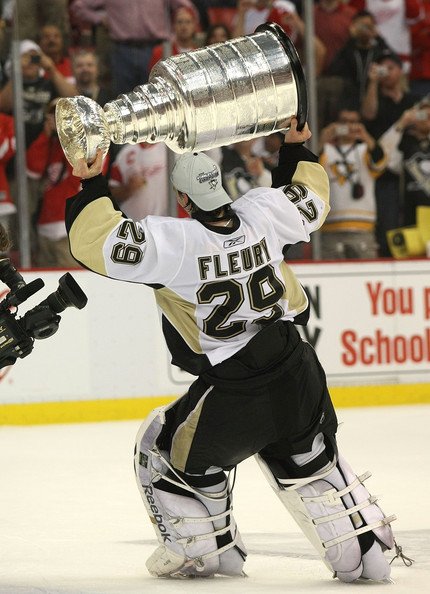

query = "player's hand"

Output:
[[72, 149, 104, 178], [284, 118, 311, 144]]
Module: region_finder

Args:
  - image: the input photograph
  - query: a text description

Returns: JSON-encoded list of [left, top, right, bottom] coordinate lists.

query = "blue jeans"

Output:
[[110, 42, 156, 96]]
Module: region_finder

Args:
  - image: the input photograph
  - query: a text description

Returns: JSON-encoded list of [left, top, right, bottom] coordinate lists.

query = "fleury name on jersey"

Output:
[[197, 236, 271, 280]]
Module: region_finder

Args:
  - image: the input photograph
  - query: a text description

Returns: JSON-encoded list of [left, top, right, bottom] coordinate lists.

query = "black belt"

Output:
[[114, 39, 162, 48]]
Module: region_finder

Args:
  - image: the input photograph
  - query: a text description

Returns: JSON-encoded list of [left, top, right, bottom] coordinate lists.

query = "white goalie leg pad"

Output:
[[256, 450, 396, 582], [134, 407, 246, 578]]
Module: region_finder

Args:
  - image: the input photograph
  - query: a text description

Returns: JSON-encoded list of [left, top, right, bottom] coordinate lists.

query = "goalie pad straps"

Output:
[[134, 407, 246, 578], [256, 448, 396, 582]]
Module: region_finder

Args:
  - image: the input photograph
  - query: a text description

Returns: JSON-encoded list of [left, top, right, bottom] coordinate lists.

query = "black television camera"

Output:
[[0, 258, 87, 369]]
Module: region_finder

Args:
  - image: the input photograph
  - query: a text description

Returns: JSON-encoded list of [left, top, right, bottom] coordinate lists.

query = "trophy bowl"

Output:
[[55, 96, 111, 168]]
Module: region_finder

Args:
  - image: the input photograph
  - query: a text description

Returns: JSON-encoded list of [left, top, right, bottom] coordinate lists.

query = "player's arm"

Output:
[[271, 118, 330, 233], [65, 151, 149, 278]]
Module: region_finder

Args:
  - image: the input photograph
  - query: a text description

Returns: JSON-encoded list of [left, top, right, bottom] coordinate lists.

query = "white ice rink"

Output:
[[1, 405, 429, 594]]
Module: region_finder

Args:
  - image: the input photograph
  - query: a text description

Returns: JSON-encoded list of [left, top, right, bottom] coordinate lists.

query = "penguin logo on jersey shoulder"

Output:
[[223, 235, 245, 248]]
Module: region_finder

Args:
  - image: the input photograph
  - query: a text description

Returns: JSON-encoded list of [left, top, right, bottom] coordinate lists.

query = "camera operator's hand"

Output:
[[72, 149, 104, 179]]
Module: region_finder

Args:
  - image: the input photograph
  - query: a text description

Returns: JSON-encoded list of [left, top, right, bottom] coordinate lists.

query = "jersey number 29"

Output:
[[197, 264, 285, 339]]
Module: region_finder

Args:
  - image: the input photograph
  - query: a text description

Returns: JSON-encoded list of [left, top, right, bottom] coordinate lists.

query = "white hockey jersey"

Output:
[[319, 141, 386, 232], [67, 153, 329, 374]]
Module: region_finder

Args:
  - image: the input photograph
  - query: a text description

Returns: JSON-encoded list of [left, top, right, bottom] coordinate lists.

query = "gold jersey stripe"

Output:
[[155, 286, 202, 354], [69, 197, 123, 275], [292, 161, 330, 228], [279, 260, 308, 315]]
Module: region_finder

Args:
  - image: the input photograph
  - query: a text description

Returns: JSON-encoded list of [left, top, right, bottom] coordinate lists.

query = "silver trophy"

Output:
[[56, 23, 307, 168]]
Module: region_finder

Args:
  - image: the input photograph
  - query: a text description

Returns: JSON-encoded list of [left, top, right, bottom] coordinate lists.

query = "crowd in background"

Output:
[[0, 0, 430, 267]]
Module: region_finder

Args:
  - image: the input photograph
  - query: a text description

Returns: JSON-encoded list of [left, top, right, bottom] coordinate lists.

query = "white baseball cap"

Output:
[[171, 152, 232, 211], [19, 39, 41, 55], [4, 39, 42, 78]]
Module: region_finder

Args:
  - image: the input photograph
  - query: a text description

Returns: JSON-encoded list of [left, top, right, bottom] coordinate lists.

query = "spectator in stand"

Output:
[[379, 99, 430, 227], [233, 0, 326, 76], [0, 40, 76, 148], [0, 112, 15, 239], [148, 7, 198, 73], [69, 0, 198, 96], [220, 139, 272, 201], [108, 142, 169, 220], [0, 38, 77, 254], [315, 0, 357, 74], [361, 50, 419, 138], [328, 10, 394, 109], [205, 23, 231, 45], [361, 49, 420, 255], [318, 107, 387, 259], [68, 0, 112, 90], [348, 0, 422, 74], [26, 98, 108, 267], [38, 23, 75, 85], [314, 0, 358, 130], [409, 0, 430, 98], [15, 0, 71, 47], [72, 48, 112, 105]]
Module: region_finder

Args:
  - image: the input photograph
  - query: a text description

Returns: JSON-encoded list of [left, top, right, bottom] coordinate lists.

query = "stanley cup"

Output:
[[56, 23, 307, 168]]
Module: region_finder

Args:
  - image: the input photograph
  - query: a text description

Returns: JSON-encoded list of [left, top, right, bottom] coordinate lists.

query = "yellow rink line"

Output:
[[1, 384, 430, 425]]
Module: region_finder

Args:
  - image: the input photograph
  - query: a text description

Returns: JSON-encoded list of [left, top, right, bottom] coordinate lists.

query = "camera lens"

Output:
[[43, 273, 88, 313]]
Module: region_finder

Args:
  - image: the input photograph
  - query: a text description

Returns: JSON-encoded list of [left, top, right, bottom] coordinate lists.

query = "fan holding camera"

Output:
[[0, 39, 76, 148], [318, 106, 387, 259], [361, 49, 420, 257], [378, 98, 430, 231]]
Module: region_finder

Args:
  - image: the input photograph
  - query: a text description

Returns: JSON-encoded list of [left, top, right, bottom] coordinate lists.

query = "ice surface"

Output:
[[0, 405, 429, 593]]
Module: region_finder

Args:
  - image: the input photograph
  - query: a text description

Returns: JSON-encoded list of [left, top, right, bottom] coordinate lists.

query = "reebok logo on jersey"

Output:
[[223, 235, 245, 248]]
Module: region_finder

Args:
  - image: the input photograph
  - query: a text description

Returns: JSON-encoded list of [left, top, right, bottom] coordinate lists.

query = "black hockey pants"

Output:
[[158, 320, 338, 478]]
